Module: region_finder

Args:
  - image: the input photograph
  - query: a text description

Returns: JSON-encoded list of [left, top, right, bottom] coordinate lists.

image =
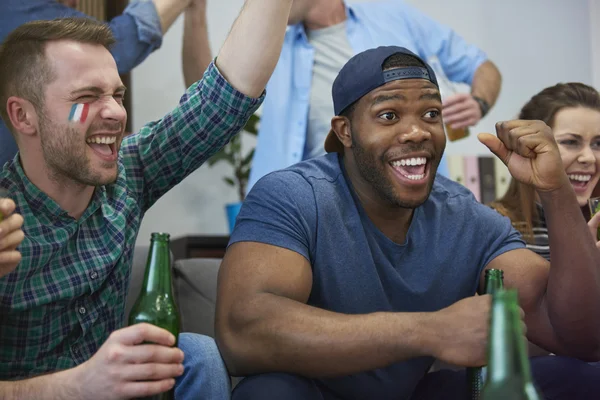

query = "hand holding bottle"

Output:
[[71, 323, 184, 400]]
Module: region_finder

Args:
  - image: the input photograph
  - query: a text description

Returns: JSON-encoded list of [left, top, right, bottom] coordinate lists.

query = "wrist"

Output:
[[59, 365, 84, 399], [537, 179, 575, 203], [399, 312, 439, 359], [471, 95, 490, 118]]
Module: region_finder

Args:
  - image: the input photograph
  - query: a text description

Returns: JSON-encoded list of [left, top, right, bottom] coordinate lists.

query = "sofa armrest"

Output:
[[173, 258, 222, 338]]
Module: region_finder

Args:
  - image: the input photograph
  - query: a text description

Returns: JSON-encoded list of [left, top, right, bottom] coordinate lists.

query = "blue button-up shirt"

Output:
[[248, 0, 488, 190], [0, 0, 163, 167]]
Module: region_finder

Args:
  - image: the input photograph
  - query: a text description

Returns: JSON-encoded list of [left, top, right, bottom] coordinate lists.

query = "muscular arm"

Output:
[[182, 1, 212, 87], [470, 60, 502, 109], [216, 242, 449, 377], [483, 185, 600, 360], [215, 0, 292, 98]]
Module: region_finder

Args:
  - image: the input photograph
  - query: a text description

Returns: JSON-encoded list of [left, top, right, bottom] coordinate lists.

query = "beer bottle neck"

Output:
[[484, 269, 504, 295], [141, 239, 173, 294], [486, 296, 521, 384]]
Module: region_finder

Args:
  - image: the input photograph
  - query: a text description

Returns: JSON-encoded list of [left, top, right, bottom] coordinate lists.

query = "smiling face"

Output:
[[341, 79, 446, 209], [553, 107, 600, 207], [37, 40, 127, 186]]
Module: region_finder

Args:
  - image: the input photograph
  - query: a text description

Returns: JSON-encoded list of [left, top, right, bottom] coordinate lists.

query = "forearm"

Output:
[[470, 60, 501, 108], [0, 369, 79, 400], [540, 185, 600, 354], [153, 0, 191, 34], [182, 4, 212, 87], [216, 0, 292, 98], [218, 293, 435, 377]]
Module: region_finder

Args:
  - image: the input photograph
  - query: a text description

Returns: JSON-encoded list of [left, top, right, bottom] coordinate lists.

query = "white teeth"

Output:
[[568, 174, 591, 182], [391, 157, 427, 167], [86, 136, 116, 145], [406, 174, 425, 180]]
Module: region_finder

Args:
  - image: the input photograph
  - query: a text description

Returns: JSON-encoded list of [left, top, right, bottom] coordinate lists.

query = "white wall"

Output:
[[132, 0, 595, 244], [591, 0, 600, 88]]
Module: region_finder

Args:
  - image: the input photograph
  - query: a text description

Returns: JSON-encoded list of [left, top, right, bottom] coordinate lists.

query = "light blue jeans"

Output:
[[176, 333, 231, 400]]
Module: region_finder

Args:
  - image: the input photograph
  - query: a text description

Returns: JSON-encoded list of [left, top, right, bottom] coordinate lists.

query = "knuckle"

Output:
[[106, 345, 123, 362], [145, 364, 160, 379]]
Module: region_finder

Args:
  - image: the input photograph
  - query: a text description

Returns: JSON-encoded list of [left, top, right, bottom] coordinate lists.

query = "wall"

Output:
[[132, 0, 594, 244], [591, 0, 600, 88]]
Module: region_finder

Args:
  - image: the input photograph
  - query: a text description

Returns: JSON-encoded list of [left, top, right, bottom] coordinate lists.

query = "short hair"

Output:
[[0, 17, 115, 136], [339, 52, 428, 122]]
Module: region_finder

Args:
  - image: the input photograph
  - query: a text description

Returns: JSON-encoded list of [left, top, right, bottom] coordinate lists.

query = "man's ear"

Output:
[[331, 116, 353, 149], [6, 97, 39, 138]]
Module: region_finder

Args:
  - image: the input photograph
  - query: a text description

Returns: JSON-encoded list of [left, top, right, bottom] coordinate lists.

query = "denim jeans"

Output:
[[176, 333, 231, 400], [232, 356, 600, 400]]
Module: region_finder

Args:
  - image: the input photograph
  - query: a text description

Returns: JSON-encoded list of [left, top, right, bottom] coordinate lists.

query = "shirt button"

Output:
[[89, 271, 98, 280], [78, 307, 87, 315], [72, 347, 80, 356]]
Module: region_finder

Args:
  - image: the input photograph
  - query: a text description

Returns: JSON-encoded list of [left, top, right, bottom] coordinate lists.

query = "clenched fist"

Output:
[[478, 120, 569, 192]]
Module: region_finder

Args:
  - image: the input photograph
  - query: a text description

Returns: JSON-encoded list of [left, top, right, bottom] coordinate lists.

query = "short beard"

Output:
[[38, 110, 114, 187], [350, 126, 433, 209]]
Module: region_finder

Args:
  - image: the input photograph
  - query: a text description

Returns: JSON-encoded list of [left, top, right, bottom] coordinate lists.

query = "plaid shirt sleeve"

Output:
[[120, 61, 264, 212]]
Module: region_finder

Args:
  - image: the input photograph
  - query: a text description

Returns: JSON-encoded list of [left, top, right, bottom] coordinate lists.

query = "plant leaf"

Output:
[[240, 149, 255, 168], [244, 113, 260, 135]]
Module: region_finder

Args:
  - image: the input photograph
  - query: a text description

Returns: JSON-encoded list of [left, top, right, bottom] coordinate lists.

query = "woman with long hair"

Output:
[[490, 82, 600, 260]]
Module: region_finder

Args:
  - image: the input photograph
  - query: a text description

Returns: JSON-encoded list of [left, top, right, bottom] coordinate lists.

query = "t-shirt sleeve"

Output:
[[229, 171, 317, 263], [473, 201, 526, 273]]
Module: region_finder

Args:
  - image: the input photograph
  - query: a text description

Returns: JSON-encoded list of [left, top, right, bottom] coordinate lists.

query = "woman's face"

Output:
[[553, 107, 600, 207]]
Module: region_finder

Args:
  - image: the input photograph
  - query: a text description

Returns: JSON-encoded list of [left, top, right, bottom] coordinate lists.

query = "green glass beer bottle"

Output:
[[128, 232, 181, 400], [480, 289, 541, 400], [467, 269, 504, 399]]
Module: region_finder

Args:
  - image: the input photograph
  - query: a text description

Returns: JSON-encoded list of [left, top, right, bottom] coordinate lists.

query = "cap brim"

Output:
[[324, 129, 345, 153]]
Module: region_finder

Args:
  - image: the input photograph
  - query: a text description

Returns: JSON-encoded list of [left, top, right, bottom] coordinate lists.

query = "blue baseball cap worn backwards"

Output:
[[324, 46, 439, 153]]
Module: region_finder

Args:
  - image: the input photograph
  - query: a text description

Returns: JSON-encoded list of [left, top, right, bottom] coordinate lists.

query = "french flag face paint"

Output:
[[68, 103, 90, 124]]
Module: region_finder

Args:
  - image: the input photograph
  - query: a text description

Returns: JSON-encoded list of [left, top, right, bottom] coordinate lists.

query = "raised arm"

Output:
[[215, 0, 292, 98], [182, 0, 212, 87], [479, 121, 600, 360]]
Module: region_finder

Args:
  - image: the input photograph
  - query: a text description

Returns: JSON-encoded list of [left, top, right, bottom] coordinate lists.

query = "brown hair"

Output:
[[0, 17, 115, 135], [489, 82, 600, 242]]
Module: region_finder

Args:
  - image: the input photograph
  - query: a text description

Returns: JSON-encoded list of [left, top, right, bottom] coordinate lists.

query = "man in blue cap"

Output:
[[215, 46, 600, 399]]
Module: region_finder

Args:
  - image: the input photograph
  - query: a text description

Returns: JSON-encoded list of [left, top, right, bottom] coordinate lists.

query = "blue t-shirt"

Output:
[[230, 153, 525, 400]]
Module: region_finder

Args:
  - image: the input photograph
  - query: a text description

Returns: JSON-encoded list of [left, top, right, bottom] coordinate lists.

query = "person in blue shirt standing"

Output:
[[247, 0, 501, 192], [0, 0, 212, 167]]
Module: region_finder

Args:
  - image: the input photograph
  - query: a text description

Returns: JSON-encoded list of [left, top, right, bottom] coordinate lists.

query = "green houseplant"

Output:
[[207, 113, 259, 232], [207, 113, 259, 201]]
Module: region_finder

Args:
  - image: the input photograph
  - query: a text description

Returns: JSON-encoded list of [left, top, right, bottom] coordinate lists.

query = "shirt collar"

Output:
[[12, 154, 103, 221]]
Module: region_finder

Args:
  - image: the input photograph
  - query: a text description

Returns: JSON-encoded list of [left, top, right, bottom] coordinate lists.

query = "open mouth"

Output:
[[389, 156, 430, 184], [86, 135, 118, 162], [568, 173, 592, 193]]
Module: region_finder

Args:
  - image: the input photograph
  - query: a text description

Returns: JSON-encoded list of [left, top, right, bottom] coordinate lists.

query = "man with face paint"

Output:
[[0, 0, 293, 397], [216, 46, 600, 399], [0, 0, 213, 167]]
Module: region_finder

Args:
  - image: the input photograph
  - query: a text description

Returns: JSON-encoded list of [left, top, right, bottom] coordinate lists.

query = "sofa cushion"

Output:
[[173, 258, 221, 338]]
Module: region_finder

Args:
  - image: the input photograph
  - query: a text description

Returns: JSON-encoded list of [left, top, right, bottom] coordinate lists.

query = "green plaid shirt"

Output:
[[0, 63, 263, 380]]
